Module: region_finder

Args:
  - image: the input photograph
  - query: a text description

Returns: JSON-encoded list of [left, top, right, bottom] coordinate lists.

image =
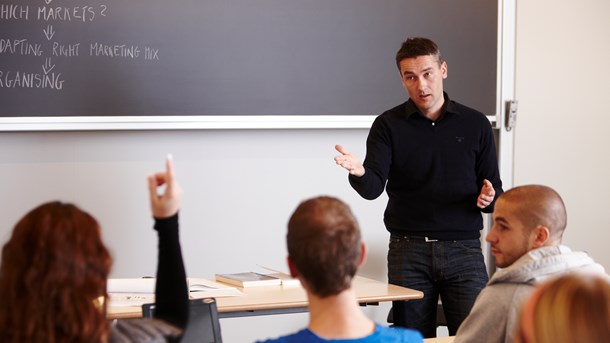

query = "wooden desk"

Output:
[[424, 337, 455, 343], [108, 276, 423, 319]]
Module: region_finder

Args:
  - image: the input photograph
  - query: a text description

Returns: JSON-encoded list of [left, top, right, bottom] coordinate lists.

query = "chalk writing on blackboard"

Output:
[[0, 0, 497, 121], [1, 2, 159, 91]]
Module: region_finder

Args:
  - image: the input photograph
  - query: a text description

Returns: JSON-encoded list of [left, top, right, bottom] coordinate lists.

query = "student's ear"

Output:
[[358, 242, 367, 268], [532, 226, 550, 248], [287, 256, 299, 278]]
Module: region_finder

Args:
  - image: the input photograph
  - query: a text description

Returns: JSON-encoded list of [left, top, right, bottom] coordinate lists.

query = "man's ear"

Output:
[[532, 225, 550, 248], [287, 256, 299, 278], [358, 242, 367, 268]]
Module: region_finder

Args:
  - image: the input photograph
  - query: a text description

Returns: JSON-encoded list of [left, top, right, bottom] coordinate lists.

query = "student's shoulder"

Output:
[[256, 329, 317, 343], [477, 281, 530, 308], [109, 318, 181, 343], [374, 324, 424, 342]]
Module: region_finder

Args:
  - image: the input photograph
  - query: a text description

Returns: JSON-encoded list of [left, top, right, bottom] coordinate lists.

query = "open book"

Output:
[[107, 277, 243, 307]]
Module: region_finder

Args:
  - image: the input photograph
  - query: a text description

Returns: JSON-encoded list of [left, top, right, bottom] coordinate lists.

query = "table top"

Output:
[[108, 275, 423, 319], [424, 336, 455, 343]]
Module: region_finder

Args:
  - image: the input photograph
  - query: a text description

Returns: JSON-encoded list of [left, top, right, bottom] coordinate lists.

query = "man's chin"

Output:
[[493, 257, 508, 268]]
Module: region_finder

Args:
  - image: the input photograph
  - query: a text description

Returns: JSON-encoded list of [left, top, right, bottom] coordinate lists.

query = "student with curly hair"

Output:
[[0, 156, 188, 343]]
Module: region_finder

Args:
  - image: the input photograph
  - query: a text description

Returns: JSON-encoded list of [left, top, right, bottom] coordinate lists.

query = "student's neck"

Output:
[[306, 288, 376, 339]]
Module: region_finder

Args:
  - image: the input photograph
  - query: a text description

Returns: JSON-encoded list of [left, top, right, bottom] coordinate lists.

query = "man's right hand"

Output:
[[334, 145, 365, 177]]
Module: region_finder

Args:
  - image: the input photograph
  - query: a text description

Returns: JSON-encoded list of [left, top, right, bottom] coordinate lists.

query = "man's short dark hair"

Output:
[[497, 185, 568, 242], [395, 37, 444, 70], [287, 196, 361, 297]]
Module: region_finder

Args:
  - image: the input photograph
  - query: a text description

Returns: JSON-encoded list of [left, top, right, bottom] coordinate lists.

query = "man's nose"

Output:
[[485, 230, 496, 243], [416, 78, 427, 91]]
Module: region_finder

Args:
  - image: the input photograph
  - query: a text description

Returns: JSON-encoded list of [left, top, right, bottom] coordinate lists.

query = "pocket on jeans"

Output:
[[453, 239, 482, 254], [388, 235, 407, 251]]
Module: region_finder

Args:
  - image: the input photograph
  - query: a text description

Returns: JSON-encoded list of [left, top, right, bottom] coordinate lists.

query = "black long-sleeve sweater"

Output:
[[349, 93, 503, 240], [153, 213, 189, 329], [109, 213, 189, 343]]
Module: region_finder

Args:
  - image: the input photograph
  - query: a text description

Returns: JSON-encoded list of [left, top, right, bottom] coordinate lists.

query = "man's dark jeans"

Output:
[[388, 234, 488, 338]]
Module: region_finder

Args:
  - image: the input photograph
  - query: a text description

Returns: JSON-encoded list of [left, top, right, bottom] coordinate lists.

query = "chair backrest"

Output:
[[142, 298, 223, 343]]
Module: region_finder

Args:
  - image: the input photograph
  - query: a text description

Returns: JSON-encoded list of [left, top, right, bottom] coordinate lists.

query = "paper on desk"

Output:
[[108, 278, 156, 293], [107, 277, 243, 307], [187, 278, 243, 297], [108, 293, 155, 307]]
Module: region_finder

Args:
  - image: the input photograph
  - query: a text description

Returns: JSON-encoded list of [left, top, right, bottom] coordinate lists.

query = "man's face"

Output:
[[398, 55, 447, 117], [486, 198, 537, 268]]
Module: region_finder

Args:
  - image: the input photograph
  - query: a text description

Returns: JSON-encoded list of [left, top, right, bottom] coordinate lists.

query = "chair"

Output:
[[387, 301, 447, 327], [142, 298, 223, 343]]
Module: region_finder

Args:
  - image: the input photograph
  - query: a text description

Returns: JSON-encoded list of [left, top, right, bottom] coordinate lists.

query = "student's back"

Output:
[[260, 324, 422, 342]]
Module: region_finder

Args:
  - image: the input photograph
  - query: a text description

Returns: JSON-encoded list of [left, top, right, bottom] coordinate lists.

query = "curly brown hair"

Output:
[[0, 201, 112, 343]]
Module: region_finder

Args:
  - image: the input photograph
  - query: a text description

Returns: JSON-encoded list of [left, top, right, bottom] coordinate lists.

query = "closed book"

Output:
[[215, 272, 281, 287], [255, 266, 301, 287]]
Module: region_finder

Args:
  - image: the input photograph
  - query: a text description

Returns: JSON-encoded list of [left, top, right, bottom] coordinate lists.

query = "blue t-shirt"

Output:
[[257, 324, 423, 342]]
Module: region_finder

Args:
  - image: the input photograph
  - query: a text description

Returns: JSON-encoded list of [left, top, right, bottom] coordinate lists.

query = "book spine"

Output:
[[215, 275, 243, 287]]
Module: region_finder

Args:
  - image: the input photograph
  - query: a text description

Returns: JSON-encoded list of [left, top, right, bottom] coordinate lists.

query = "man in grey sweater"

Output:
[[454, 185, 607, 343]]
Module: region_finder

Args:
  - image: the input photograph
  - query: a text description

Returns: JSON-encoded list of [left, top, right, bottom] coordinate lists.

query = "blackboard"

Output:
[[0, 0, 497, 119]]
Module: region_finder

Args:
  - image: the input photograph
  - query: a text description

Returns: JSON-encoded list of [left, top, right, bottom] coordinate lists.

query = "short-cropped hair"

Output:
[[395, 37, 444, 70], [287, 196, 361, 297]]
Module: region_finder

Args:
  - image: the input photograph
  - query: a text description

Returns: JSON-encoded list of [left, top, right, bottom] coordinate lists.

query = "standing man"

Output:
[[334, 37, 503, 337]]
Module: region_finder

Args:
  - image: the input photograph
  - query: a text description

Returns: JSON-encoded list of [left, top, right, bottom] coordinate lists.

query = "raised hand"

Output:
[[148, 155, 182, 218]]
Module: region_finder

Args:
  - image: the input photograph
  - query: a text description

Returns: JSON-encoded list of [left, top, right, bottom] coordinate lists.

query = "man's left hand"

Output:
[[477, 179, 495, 209]]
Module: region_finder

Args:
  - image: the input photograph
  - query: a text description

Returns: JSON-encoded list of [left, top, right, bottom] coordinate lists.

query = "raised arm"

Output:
[[147, 155, 189, 329]]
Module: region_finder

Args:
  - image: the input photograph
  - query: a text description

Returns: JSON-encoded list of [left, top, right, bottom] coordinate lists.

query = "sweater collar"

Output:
[[404, 92, 459, 120], [488, 245, 604, 286]]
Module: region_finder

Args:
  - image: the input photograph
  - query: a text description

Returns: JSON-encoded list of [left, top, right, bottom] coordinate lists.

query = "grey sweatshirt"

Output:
[[454, 245, 607, 343]]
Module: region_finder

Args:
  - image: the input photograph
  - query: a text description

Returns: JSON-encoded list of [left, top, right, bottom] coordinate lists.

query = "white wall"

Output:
[[514, 0, 610, 269], [0, 128, 392, 341]]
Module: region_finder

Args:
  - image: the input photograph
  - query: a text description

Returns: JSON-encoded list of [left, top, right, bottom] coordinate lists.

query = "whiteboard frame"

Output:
[[0, 114, 497, 131], [0, 115, 377, 131]]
